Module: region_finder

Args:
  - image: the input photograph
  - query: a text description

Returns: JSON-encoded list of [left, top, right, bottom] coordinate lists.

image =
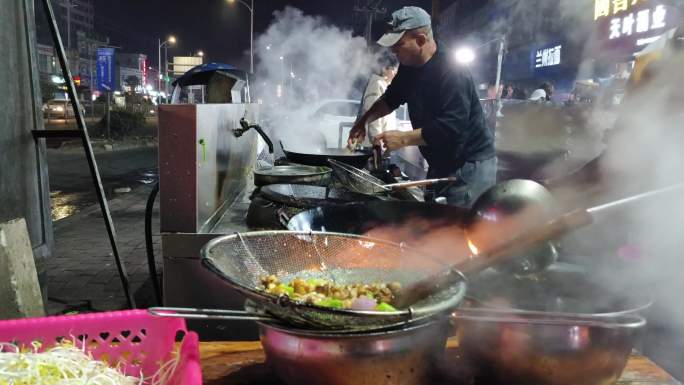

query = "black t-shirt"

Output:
[[383, 45, 495, 176]]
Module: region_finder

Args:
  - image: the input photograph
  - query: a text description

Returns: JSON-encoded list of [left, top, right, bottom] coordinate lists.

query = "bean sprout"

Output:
[[0, 341, 142, 385]]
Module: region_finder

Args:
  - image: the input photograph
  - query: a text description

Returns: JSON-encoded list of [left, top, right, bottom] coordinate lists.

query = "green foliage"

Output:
[[99, 109, 145, 138], [39, 80, 60, 103]]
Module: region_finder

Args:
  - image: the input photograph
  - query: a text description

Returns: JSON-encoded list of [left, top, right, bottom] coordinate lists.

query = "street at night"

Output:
[[2, 0, 684, 384]]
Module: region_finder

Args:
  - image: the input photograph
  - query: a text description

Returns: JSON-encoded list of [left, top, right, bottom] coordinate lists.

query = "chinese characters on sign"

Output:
[[608, 4, 667, 40], [535, 45, 562, 68], [595, 0, 642, 20]]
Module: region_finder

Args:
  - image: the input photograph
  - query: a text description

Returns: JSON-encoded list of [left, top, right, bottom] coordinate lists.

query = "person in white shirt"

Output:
[[360, 58, 398, 145]]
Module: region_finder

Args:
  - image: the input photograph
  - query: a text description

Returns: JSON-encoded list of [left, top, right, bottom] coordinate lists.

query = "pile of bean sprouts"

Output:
[[0, 340, 180, 385]]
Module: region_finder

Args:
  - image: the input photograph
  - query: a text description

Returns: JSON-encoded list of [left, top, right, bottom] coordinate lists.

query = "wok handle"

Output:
[[384, 177, 458, 190], [277, 208, 291, 228], [395, 209, 594, 309], [458, 208, 594, 274], [148, 306, 274, 322]]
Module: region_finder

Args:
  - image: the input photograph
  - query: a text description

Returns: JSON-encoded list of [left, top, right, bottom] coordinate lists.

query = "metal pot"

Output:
[[451, 309, 645, 385], [448, 263, 649, 385], [258, 319, 449, 385], [253, 165, 332, 187]]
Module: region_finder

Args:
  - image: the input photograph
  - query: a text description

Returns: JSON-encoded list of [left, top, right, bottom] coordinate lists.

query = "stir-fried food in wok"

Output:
[[259, 275, 402, 311]]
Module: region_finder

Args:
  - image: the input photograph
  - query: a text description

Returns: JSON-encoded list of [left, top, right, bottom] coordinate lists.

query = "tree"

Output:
[[124, 75, 140, 89], [39, 79, 59, 103]]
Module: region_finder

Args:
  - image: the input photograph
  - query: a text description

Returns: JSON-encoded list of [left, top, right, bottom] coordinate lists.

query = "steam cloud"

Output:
[[253, 7, 379, 153]]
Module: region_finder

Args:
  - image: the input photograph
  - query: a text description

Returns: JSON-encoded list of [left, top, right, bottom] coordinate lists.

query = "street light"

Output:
[[158, 35, 176, 103], [197, 50, 204, 57], [454, 47, 476, 65], [227, 0, 254, 73]]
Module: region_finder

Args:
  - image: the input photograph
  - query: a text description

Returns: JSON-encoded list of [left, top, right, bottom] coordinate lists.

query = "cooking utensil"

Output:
[[285, 201, 469, 235], [253, 165, 332, 187], [467, 179, 558, 275], [280, 141, 372, 169], [259, 184, 378, 209], [190, 231, 467, 332], [258, 319, 449, 385], [394, 182, 684, 309], [328, 158, 455, 195], [467, 262, 652, 315], [451, 308, 646, 385]]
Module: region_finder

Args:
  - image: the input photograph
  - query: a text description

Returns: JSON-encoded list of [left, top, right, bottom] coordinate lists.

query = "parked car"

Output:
[[42, 99, 86, 119]]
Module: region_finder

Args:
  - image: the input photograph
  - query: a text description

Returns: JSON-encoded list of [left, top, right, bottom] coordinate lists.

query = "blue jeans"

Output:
[[428, 157, 497, 208]]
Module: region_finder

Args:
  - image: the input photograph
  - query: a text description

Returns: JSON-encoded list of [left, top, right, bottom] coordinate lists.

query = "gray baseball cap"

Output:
[[377, 6, 432, 47]]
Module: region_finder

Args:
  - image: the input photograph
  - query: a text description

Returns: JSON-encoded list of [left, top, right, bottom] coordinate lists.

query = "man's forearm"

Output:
[[402, 129, 426, 146], [360, 98, 392, 126]]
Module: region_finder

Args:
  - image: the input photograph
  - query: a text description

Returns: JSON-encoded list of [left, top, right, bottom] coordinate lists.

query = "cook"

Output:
[[348, 6, 496, 208]]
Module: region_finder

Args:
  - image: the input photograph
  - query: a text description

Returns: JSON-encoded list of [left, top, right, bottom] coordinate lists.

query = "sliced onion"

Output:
[[351, 296, 377, 311]]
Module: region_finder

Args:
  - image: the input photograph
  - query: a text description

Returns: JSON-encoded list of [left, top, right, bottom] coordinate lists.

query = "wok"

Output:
[[253, 165, 332, 187], [259, 184, 377, 209], [280, 141, 372, 169], [285, 201, 469, 235]]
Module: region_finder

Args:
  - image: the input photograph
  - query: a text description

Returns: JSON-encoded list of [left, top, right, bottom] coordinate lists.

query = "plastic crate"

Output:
[[0, 310, 201, 384]]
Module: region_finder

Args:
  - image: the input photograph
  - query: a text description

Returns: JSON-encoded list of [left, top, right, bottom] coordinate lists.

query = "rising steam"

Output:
[[253, 7, 379, 152]]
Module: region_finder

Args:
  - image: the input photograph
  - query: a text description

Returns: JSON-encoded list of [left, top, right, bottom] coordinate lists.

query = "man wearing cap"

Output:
[[348, 6, 496, 208]]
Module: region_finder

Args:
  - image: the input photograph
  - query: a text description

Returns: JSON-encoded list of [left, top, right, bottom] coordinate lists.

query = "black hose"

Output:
[[145, 182, 163, 305]]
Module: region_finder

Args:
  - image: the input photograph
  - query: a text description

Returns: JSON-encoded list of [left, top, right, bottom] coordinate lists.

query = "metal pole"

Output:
[[494, 35, 506, 114], [40, 0, 136, 308], [106, 90, 111, 139], [157, 39, 161, 103], [164, 45, 168, 99], [65, 0, 71, 51], [250, 0, 254, 74]]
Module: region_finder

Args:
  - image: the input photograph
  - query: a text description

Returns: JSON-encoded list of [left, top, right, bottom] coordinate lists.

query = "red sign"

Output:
[[142, 58, 149, 87]]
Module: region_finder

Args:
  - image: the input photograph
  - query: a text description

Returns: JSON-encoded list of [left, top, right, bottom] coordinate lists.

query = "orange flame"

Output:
[[467, 238, 479, 256]]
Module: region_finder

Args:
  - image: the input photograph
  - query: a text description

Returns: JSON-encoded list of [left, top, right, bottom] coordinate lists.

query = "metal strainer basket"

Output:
[[328, 158, 390, 195], [200, 231, 467, 331]]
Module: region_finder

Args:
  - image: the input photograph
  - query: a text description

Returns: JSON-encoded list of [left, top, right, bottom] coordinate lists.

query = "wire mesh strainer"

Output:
[[328, 159, 390, 195], [199, 231, 467, 331]]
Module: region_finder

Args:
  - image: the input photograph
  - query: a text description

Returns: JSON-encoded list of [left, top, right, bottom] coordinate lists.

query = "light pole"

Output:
[[62, 0, 76, 51], [157, 35, 176, 103], [227, 0, 254, 73]]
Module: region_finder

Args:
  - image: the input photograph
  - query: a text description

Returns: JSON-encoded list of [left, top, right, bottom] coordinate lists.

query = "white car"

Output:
[[306, 99, 413, 148]]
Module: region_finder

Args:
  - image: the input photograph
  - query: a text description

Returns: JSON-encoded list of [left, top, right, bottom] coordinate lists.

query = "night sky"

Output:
[[94, 0, 435, 70]]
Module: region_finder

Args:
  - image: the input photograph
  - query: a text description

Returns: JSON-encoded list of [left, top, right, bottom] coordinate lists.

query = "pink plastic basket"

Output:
[[0, 310, 202, 385]]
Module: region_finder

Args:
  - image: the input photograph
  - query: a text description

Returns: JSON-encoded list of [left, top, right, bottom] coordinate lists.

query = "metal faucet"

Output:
[[234, 118, 274, 154]]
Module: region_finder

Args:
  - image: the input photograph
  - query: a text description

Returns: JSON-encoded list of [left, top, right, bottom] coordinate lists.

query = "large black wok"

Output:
[[280, 141, 373, 169], [286, 201, 469, 234]]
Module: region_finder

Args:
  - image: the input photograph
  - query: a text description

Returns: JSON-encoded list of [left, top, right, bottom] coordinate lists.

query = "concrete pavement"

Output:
[[44, 184, 161, 314], [44, 145, 160, 314]]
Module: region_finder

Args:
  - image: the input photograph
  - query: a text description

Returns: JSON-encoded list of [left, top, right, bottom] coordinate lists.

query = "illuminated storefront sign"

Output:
[[606, 4, 667, 41], [534, 45, 562, 68], [593, 0, 678, 55]]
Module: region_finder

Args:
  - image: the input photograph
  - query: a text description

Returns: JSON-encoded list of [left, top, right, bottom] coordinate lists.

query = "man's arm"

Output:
[[374, 129, 425, 152], [348, 97, 393, 145]]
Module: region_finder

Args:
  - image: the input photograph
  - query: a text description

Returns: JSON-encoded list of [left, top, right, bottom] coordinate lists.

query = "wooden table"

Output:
[[199, 339, 681, 385]]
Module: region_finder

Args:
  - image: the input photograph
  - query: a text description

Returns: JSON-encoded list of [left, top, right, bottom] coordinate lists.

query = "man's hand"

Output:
[[374, 129, 426, 153], [347, 119, 366, 148], [374, 131, 408, 152]]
